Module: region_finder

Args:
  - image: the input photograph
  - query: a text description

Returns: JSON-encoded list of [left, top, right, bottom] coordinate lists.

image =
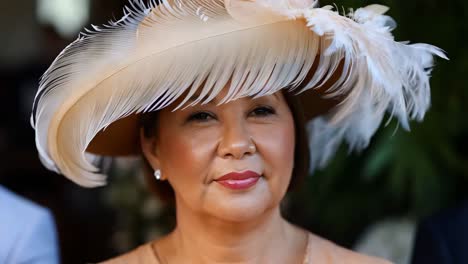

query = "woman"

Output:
[[31, 0, 446, 263]]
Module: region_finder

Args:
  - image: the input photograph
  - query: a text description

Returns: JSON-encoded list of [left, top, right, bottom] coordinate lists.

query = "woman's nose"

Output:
[[217, 120, 256, 159]]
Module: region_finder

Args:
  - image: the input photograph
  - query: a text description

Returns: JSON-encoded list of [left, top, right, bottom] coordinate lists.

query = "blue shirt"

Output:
[[0, 185, 59, 264]]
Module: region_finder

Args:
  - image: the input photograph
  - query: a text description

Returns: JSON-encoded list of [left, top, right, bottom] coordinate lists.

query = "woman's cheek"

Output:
[[162, 128, 218, 190], [257, 122, 295, 198], [257, 121, 294, 168]]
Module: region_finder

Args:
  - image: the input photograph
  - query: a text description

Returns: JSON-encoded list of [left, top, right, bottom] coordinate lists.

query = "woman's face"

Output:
[[141, 89, 295, 222]]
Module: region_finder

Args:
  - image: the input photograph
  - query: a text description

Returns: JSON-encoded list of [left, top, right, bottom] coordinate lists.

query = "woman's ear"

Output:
[[140, 127, 161, 170]]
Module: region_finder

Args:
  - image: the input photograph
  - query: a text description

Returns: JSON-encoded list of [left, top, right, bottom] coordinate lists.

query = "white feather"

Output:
[[304, 5, 447, 171]]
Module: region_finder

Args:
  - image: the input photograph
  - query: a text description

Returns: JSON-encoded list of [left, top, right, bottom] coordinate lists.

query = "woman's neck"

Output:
[[157, 203, 307, 264]]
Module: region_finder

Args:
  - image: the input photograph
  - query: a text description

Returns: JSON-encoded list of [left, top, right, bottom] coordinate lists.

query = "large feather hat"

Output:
[[31, 0, 446, 187]]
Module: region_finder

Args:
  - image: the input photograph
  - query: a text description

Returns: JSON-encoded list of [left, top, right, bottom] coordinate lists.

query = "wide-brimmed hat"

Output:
[[31, 0, 446, 187]]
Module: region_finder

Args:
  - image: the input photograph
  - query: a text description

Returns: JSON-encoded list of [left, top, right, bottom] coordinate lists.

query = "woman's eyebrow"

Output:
[[272, 93, 280, 102]]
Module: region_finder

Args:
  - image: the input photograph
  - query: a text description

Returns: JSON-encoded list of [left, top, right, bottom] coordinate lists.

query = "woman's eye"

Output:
[[187, 112, 214, 122], [251, 106, 275, 117]]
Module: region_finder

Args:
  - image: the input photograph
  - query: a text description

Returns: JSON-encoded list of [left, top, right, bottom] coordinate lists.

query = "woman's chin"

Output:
[[205, 178, 278, 222]]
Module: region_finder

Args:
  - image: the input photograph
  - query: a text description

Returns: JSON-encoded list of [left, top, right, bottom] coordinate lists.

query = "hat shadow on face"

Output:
[[86, 56, 346, 157]]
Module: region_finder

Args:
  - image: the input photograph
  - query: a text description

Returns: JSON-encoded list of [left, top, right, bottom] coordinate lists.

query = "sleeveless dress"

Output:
[[100, 232, 392, 264]]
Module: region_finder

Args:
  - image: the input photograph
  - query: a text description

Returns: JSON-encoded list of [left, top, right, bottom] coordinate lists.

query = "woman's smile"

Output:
[[214, 170, 262, 190]]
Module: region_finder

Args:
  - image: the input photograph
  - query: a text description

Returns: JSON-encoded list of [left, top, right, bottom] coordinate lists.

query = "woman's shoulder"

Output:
[[304, 232, 393, 264], [99, 243, 159, 264]]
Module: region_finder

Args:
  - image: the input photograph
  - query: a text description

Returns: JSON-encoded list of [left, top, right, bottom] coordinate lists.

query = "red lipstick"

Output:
[[215, 171, 261, 190]]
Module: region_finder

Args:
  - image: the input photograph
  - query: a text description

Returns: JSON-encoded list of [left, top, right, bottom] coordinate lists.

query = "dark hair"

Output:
[[139, 91, 310, 204]]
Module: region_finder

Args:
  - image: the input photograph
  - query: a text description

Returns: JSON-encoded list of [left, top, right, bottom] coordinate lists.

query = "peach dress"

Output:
[[100, 232, 392, 264]]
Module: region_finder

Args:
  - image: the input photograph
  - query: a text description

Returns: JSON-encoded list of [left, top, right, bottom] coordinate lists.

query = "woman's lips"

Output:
[[215, 171, 261, 190]]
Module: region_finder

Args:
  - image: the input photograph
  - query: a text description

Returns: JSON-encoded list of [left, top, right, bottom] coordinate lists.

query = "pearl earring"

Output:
[[154, 169, 162, 181]]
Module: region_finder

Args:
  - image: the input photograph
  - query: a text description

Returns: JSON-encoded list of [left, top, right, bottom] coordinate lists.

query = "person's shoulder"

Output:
[[305, 232, 393, 264], [412, 200, 468, 264], [421, 199, 468, 234], [0, 185, 59, 264], [0, 186, 50, 220], [99, 243, 159, 264], [0, 185, 54, 240]]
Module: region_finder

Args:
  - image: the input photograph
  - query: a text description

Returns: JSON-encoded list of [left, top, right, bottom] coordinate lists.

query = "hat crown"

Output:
[[225, 0, 318, 23]]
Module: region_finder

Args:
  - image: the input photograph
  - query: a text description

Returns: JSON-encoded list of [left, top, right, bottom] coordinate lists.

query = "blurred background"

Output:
[[0, 0, 465, 263]]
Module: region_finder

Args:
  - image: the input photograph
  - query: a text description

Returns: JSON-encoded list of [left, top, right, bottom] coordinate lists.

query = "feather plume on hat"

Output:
[[31, 0, 447, 187]]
